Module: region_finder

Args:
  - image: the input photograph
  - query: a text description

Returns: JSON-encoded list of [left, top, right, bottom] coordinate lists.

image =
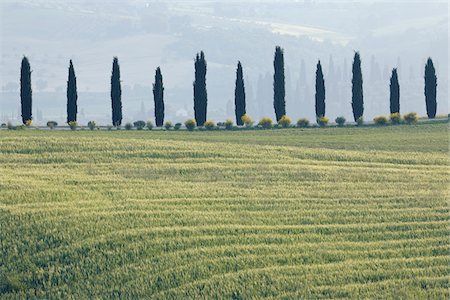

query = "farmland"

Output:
[[0, 122, 449, 298]]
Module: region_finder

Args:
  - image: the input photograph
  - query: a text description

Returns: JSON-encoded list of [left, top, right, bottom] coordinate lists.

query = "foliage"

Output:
[[0, 273, 25, 293], [68, 121, 78, 130], [351, 52, 364, 122], [124, 122, 133, 130], [373, 116, 388, 126], [174, 123, 182, 131], [424, 58, 437, 119], [297, 118, 309, 128], [20, 56, 32, 125], [404, 112, 418, 125], [356, 117, 364, 126], [278, 115, 292, 128], [389, 68, 400, 114], [273, 46, 286, 122], [224, 119, 234, 130], [25, 120, 32, 127], [258, 117, 273, 129], [335, 116, 346, 127], [67, 60, 78, 123], [164, 121, 173, 130], [146, 121, 154, 130], [194, 51, 207, 126], [390, 113, 402, 125], [185, 119, 196, 131], [235, 61, 246, 126], [204, 120, 215, 130], [315, 60, 325, 118], [111, 57, 122, 127], [87, 121, 96, 131], [241, 114, 253, 128], [133, 120, 146, 130], [317, 116, 329, 127], [47, 121, 58, 129], [153, 67, 165, 127]]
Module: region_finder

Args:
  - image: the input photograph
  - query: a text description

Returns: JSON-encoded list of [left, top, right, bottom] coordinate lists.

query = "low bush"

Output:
[[174, 123, 182, 130], [390, 113, 402, 125], [204, 120, 216, 130], [133, 120, 146, 130], [88, 121, 96, 130], [356, 117, 364, 126], [373, 116, 388, 126], [164, 121, 173, 130], [124, 123, 133, 130], [404, 112, 418, 125], [278, 115, 292, 128], [241, 114, 253, 128], [258, 117, 273, 129], [335, 116, 346, 127], [297, 118, 309, 128], [47, 121, 58, 129], [224, 119, 234, 130], [146, 121, 153, 130], [68, 121, 78, 130], [317, 116, 329, 127], [25, 120, 32, 127], [185, 119, 196, 131]]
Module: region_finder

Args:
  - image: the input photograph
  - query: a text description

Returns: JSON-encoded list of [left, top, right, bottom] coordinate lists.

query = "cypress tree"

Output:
[[67, 60, 78, 123], [389, 68, 400, 114], [273, 46, 286, 121], [193, 51, 207, 126], [315, 60, 325, 118], [424, 58, 437, 119], [153, 67, 165, 127], [20, 56, 32, 124], [351, 52, 364, 122], [234, 61, 246, 126], [111, 57, 122, 127]]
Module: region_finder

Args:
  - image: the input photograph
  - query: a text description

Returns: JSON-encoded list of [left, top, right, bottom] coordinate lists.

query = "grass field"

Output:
[[0, 123, 449, 298]]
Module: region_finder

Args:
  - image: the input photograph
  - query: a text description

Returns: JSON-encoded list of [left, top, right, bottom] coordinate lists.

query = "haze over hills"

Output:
[[0, 0, 448, 124]]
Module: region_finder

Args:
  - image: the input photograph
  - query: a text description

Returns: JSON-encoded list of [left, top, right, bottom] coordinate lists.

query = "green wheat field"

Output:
[[1, 123, 449, 299]]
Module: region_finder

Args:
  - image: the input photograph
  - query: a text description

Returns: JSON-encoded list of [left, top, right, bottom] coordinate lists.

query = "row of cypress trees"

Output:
[[18, 49, 438, 126]]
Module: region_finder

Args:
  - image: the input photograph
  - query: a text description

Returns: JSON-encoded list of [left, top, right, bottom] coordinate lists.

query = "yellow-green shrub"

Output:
[[204, 120, 216, 130], [404, 112, 418, 125], [373, 116, 388, 126], [317, 116, 329, 127], [278, 115, 292, 128], [297, 118, 309, 128], [390, 113, 402, 125], [258, 117, 273, 129], [185, 119, 196, 131], [241, 114, 253, 127]]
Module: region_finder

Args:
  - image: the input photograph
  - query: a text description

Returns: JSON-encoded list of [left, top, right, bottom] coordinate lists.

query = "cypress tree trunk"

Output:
[[234, 61, 246, 126], [20, 56, 32, 125], [389, 68, 400, 114], [193, 51, 207, 126], [351, 52, 364, 122], [153, 67, 165, 127], [67, 60, 78, 123], [315, 60, 325, 118], [424, 58, 437, 119], [111, 57, 122, 127], [273, 46, 286, 121]]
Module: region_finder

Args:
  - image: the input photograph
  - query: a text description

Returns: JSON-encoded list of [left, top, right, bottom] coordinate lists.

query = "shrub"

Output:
[[258, 117, 273, 129], [146, 121, 153, 130], [335, 116, 346, 127], [390, 113, 402, 125], [25, 120, 32, 127], [356, 117, 364, 126], [297, 118, 309, 128], [7, 122, 14, 130], [317, 116, 329, 127], [204, 120, 215, 130], [133, 120, 146, 130], [1, 123, 6, 128], [47, 121, 58, 129], [216, 122, 225, 128], [164, 121, 173, 130], [68, 121, 78, 130], [241, 114, 253, 128], [224, 119, 234, 130], [124, 123, 133, 130], [185, 119, 196, 131], [174, 123, 182, 130], [404, 112, 418, 125], [373, 116, 388, 126], [278, 115, 292, 128], [87, 121, 96, 130]]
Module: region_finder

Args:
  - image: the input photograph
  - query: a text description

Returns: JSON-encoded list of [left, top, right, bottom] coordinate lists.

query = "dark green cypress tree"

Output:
[[315, 60, 325, 118], [351, 52, 364, 122], [193, 51, 207, 126], [111, 57, 122, 127], [67, 60, 78, 123], [389, 68, 400, 114], [273, 46, 286, 121], [234, 61, 246, 126], [424, 58, 437, 119], [153, 67, 165, 127], [20, 56, 32, 124]]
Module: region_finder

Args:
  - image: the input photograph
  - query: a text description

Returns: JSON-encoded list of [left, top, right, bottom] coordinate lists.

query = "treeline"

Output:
[[18, 47, 439, 127]]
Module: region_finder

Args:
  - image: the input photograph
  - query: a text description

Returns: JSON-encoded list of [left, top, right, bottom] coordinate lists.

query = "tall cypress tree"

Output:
[[315, 60, 325, 118], [389, 68, 400, 114], [193, 51, 207, 126], [234, 61, 246, 126], [153, 67, 165, 127], [67, 60, 78, 123], [20, 56, 32, 124], [111, 57, 122, 127], [273, 46, 286, 121], [351, 52, 364, 122], [424, 58, 437, 119]]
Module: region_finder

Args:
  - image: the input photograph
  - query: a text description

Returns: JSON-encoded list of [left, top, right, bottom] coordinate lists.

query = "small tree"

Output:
[[315, 60, 325, 118], [185, 119, 196, 131], [234, 61, 246, 126], [164, 121, 173, 130], [424, 58, 437, 118], [111, 57, 122, 127], [153, 67, 165, 127], [335, 116, 346, 127], [193, 51, 208, 126], [87, 121, 96, 130], [351, 52, 364, 122], [273, 46, 286, 122], [174, 123, 182, 130], [47, 121, 58, 129], [134, 120, 146, 130], [67, 60, 78, 124], [20, 56, 32, 125], [389, 68, 400, 114], [124, 123, 133, 130], [146, 121, 153, 130]]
